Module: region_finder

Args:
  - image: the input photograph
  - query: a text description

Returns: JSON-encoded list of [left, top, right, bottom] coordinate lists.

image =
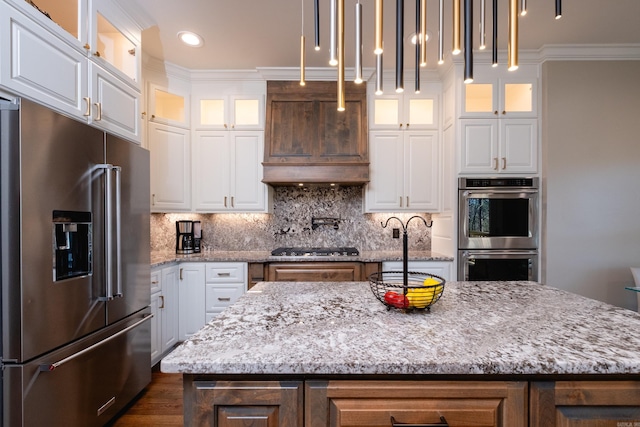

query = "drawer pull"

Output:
[[390, 416, 448, 427], [217, 297, 231, 301], [217, 272, 231, 277]]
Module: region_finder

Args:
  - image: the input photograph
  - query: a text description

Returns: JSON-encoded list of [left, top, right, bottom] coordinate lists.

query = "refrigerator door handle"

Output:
[[114, 165, 123, 298], [99, 163, 114, 301], [97, 163, 123, 300], [39, 314, 153, 372]]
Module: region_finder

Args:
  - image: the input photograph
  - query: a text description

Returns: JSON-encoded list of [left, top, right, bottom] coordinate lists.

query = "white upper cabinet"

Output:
[[193, 82, 265, 131], [461, 66, 537, 119], [0, 0, 142, 142], [369, 83, 439, 130], [147, 83, 190, 128]]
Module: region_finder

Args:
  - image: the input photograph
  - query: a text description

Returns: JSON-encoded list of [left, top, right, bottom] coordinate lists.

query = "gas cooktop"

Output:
[[271, 247, 360, 257]]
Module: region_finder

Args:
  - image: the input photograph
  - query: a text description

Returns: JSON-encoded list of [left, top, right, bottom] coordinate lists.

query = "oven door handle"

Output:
[[462, 189, 538, 197]]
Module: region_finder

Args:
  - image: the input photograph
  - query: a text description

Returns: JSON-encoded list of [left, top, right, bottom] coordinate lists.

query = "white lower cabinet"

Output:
[[205, 263, 248, 322], [150, 264, 180, 366], [382, 261, 452, 281], [178, 263, 206, 341], [365, 131, 440, 212]]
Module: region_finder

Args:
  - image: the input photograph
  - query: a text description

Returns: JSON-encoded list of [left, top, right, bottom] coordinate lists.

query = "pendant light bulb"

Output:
[[420, 0, 427, 67], [314, 0, 320, 50], [452, 0, 461, 55], [520, 0, 527, 16], [463, 0, 473, 83], [300, 0, 305, 86], [329, 0, 338, 66], [375, 46, 383, 95], [395, 0, 404, 93], [375, 0, 384, 54], [479, 0, 486, 50], [492, 0, 498, 67], [555, 0, 562, 19]]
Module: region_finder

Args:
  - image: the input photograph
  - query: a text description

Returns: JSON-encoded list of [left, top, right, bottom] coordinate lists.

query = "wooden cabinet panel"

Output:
[[306, 380, 527, 427], [184, 379, 303, 427], [267, 262, 364, 282], [530, 381, 640, 427]]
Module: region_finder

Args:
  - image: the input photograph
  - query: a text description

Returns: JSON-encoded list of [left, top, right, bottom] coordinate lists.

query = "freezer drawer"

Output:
[[3, 308, 152, 427]]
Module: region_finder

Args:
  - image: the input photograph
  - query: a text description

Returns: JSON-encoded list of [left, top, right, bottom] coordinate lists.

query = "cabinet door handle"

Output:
[[151, 194, 156, 206], [493, 157, 499, 170], [224, 123, 228, 129], [217, 272, 231, 277], [399, 197, 403, 207], [231, 196, 234, 208], [94, 103, 102, 121], [501, 110, 506, 115], [151, 280, 159, 285], [217, 297, 231, 302], [180, 268, 183, 280], [224, 196, 227, 207], [502, 157, 507, 169], [159, 295, 165, 309], [83, 43, 91, 50], [391, 416, 448, 427], [406, 123, 410, 128], [83, 97, 91, 116], [493, 110, 499, 115], [406, 196, 409, 207], [93, 51, 101, 58]]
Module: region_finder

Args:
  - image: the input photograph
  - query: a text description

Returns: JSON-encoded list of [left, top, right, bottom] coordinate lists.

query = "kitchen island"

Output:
[[161, 281, 640, 426]]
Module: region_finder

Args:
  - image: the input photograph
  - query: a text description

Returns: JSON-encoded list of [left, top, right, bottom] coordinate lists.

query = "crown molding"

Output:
[[537, 43, 640, 62]]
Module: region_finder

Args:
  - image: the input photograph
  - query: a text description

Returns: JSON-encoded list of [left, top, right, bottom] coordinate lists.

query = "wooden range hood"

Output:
[[262, 81, 369, 186]]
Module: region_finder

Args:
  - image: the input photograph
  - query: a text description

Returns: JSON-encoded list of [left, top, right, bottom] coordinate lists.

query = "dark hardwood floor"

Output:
[[108, 368, 184, 427]]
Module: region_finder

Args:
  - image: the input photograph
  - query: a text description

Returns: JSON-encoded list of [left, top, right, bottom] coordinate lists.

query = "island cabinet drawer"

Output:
[[267, 262, 364, 282], [206, 262, 246, 283], [530, 381, 640, 427], [184, 379, 303, 427], [306, 380, 527, 427]]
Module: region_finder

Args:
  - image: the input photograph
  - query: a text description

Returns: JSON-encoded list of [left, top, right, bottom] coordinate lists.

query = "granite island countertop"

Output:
[[160, 281, 640, 377], [150, 250, 453, 268]]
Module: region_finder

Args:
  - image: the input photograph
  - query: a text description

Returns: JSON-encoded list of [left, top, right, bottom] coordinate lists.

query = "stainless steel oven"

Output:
[[458, 249, 539, 281], [458, 177, 539, 250]]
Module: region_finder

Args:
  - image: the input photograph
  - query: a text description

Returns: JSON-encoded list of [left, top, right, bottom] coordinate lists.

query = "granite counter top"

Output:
[[150, 250, 453, 268], [161, 281, 640, 377]]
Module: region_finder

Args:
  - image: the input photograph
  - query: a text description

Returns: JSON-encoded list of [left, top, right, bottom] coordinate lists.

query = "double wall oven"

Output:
[[458, 177, 539, 281]]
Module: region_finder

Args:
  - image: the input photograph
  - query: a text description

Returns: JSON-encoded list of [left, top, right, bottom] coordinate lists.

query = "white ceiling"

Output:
[[127, 0, 640, 71]]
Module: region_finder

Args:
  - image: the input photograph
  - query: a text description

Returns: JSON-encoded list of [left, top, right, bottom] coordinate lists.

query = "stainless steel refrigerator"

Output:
[[0, 98, 151, 426]]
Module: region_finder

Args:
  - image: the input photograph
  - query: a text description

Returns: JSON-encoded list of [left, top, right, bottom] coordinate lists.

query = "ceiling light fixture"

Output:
[[508, 0, 518, 71], [492, 0, 498, 66], [479, 0, 486, 50], [177, 31, 203, 47], [452, 0, 461, 55], [337, 0, 345, 111], [314, 0, 320, 50], [415, 0, 421, 93], [329, 0, 338, 65], [555, 0, 562, 19], [395, 0, 404, 93], [354, 0, 363, 84], [463, 0, 473, 83], [300, 0, 305, 86], [374, 0, 383, 54], [375, 48, 383, 95], [438, 0, 444, 64], [520, 0, 527, 16], [420, 0, 427, 66]]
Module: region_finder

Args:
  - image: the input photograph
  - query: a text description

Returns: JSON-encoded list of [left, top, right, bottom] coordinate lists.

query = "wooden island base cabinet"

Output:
[[530, 381, 640, 426]]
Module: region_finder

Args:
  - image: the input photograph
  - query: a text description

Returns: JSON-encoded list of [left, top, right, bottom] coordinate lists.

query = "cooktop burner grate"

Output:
[[271, 247, 360, 257]]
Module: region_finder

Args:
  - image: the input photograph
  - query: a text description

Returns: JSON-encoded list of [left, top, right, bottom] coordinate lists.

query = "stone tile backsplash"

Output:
[[151, 186, 432, 252]]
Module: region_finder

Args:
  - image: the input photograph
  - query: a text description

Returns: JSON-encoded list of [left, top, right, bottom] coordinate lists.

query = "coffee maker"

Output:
[[175, 220, 194, 254], [192, 220, 202, 253]]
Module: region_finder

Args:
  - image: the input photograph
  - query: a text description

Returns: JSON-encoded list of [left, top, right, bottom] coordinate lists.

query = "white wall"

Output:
[[542, 61, 640, 310]]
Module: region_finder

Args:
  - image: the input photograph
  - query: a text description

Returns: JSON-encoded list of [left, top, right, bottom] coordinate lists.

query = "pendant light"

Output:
[[479, 0, 486, 50], [354, 0, 363, 83], [463, 0, 473, 83], [555, 0, 562, 19], [337, 0, 345, 111], [452, 0, 461, 55], [396, 0, 404, 93], [329, 0, 338, 65], [415, 0, 421, 93], [375, 0, 383, 54], [508, 0, 518, 71], [300, 0, 306, 86], [420, 0, 427, 66], [520, 0, 527, 16], [376, 49, 383, 95], [492, 0, 498, 66], [314, 0, 320, 50], [438, 0, 444, 64]]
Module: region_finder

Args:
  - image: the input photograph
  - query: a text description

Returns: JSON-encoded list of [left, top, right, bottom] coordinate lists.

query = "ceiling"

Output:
[[127, 0, 640, 71]]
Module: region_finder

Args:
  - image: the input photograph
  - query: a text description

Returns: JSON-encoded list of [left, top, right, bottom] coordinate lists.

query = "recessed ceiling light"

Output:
[[177, 31, 203, 47]]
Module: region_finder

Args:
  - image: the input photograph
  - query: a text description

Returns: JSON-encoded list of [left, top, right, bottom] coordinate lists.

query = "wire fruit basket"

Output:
[[369, 271, 446, 312]]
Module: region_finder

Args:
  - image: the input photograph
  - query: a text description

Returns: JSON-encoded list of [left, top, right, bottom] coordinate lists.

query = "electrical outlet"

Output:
[[392, 228, 400, 239]]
